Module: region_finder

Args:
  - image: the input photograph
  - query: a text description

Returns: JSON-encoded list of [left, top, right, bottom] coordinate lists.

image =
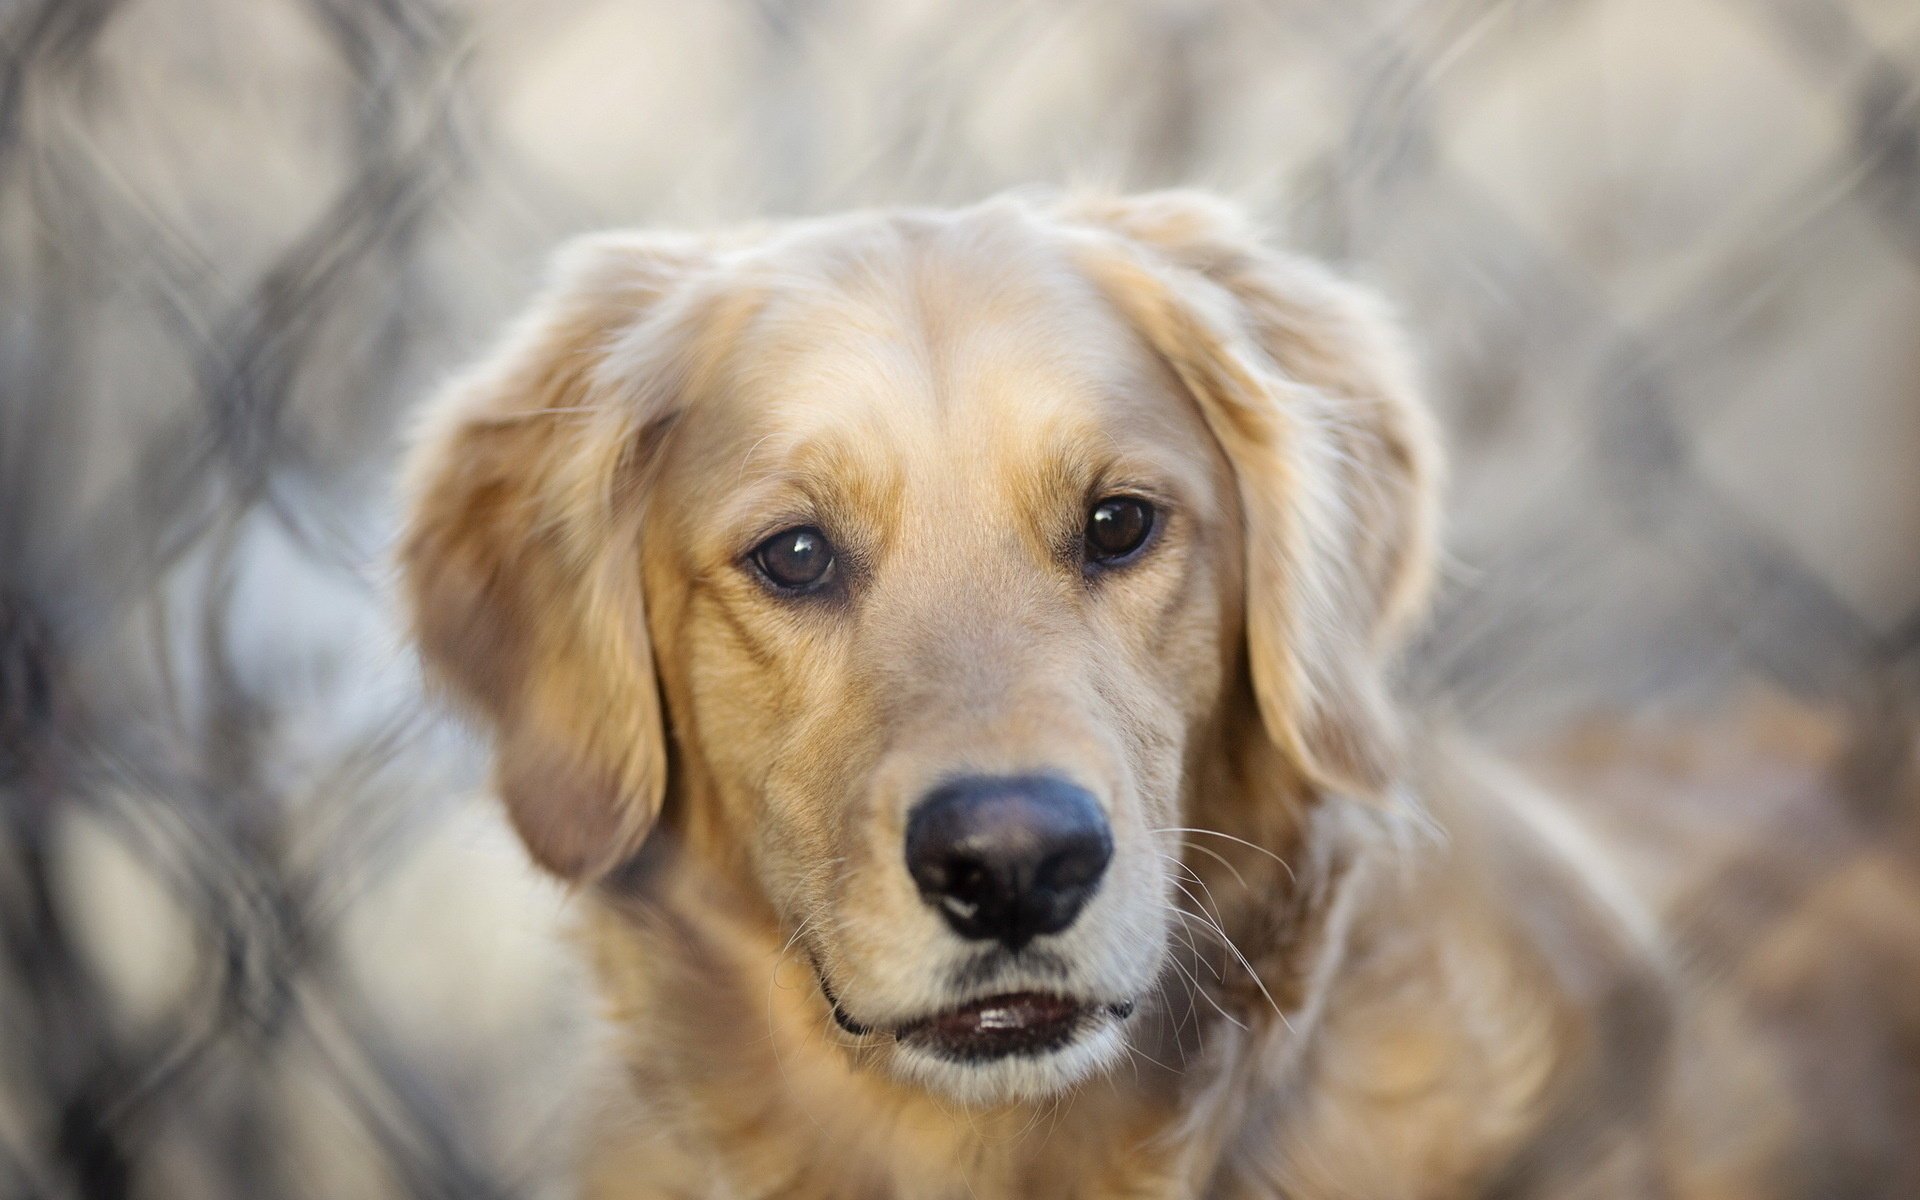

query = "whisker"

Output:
[[1152, 974, 1194, 1067], [1123, 1036, 1181, 1076], [1150, 826, 1296, 884], [763, 910, 831, 1133], [1166, 856, 1233, 936], [1159, 898, 1222, 982], [1177, 839, 1251, 891], [1162, 939, 1247, 1032], [1163, 886, 1295, 1034], [1160, 944, 1200, 1044], [1159, 906, 1267, 1029]]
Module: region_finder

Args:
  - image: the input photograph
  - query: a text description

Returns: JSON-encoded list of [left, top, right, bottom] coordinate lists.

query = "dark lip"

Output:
[[829, 984, 1136, 1062], [819, 974, 873, 1036]]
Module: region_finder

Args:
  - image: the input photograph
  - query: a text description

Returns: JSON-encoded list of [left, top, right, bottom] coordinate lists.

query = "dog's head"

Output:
[[399, 193, 1437, 1104]]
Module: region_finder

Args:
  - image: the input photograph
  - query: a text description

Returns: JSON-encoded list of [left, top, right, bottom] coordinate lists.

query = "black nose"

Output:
[[904, 775, 1113, 950]]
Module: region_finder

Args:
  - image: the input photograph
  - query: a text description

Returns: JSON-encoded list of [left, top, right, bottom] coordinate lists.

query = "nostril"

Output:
[[904, 774, 1113, 948], [939, 859, 990, 907], [1039, 836, 1112, 891]]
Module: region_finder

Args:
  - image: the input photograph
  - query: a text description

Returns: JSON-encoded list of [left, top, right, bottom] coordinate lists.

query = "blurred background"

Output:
[[2, 0, 1917, 1196]]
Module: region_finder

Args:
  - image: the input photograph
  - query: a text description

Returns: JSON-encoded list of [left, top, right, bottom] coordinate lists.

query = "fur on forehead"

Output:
[[642, 206, 1230, 519], [665, 380, 1232, 583], [681, 206, 1124, 371]]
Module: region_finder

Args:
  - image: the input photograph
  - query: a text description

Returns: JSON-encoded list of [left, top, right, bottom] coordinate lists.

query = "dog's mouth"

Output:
[[829, 984, 1135, 1062], [899, 992, 1135, 1061]]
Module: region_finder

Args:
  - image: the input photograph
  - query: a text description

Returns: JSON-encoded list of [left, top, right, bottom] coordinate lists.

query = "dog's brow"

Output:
[[709, 438, 902, 549]]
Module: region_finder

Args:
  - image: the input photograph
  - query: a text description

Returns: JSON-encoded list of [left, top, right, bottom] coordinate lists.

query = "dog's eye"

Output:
[[752, 525, 837, 592], [1084, 496, 1155, 564]]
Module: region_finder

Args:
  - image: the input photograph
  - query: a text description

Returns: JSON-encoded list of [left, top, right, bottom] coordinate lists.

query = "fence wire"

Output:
[[1, 0, 1918, 1196]]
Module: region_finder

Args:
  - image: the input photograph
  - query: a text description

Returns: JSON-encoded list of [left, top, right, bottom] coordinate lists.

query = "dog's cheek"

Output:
[[754, 683, 889, 926], [1104, 551, 1230, 780], [1094, 651, 1190, 830]]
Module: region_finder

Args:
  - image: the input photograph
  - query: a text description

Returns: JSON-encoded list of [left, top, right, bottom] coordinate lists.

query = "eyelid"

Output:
[[1089, 480, 1177, 516], [736, 514, 825, 562], [1087, 460, 1173, 495]]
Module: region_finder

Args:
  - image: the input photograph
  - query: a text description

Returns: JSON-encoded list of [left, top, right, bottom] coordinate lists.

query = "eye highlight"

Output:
[[751, 525, 837, 592], [1084, 496, 1156, 566]]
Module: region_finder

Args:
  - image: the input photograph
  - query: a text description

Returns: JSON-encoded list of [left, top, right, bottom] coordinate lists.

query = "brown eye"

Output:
[[752, 525, 836, 592], [1085, 496, 1155, 564]]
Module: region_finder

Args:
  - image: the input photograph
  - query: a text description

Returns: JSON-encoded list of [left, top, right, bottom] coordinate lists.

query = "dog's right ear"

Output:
[[399, 232, 719, 881], [1058, 193, 1440, 800]]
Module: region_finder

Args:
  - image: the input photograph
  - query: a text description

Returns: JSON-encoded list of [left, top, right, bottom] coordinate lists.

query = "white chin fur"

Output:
[[883, 1016, 1129, 1106]]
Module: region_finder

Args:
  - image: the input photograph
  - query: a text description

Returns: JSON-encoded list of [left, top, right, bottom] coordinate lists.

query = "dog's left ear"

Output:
[[398, 231, 729, 881], [1061, 192, 1441, 798]]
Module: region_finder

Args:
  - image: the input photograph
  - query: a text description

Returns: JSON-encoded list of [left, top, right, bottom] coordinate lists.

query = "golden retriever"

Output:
[[397, 192, 1920, 1198]]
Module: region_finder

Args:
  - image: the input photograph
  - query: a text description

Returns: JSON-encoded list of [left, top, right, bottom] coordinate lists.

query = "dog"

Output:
[[397, 192, 1920, 1198]]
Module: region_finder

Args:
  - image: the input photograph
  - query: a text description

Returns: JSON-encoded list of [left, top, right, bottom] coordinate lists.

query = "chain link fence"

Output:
[[2, 0, 1917, 1195]]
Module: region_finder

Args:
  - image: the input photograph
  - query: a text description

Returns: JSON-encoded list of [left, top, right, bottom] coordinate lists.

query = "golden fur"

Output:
[[397, 192, 1920, 1198]]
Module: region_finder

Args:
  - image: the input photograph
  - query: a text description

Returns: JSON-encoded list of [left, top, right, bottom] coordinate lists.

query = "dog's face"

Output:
[[639, 223, 1240, 1097], [401, 194, 1435, 1105]]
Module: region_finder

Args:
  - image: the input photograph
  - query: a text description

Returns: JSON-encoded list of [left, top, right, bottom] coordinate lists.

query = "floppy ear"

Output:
[[398, 232, 718, 880], [1061, 192, 1440, 798]]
